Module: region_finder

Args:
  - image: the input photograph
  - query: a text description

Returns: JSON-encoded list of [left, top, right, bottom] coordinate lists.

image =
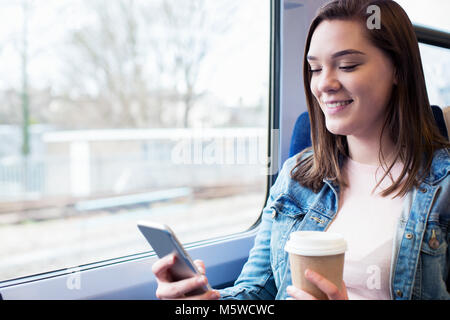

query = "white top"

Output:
[[326, 157, 406, 300]]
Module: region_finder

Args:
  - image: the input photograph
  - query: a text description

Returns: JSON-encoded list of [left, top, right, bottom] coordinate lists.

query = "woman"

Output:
[[152, 0, 450, 300]]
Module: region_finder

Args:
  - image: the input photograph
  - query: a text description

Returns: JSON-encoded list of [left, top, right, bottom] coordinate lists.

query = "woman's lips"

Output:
[[324, 99, 353, 115]]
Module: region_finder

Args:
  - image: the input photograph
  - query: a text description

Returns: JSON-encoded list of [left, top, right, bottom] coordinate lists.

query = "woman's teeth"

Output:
[[326, 100, 353, 108]]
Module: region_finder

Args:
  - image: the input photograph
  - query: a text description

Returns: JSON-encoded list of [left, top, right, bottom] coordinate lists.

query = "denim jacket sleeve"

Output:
[[218, 156, 298, 300]]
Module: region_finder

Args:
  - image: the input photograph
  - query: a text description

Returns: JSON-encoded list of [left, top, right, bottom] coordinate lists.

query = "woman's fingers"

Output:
[[156, 274, 210, 299], [152, 253, 176, 282], [304, 269, 346, 300], [286, 270, 348, 300], [183, 289, 221, 300], [152, 256, 217, 300], [194, 260, 206, 275], [286, 285, 317, 300]]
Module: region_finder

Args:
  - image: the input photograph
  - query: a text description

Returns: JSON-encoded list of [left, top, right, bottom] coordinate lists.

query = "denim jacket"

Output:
[[219, 148, 450, 300]]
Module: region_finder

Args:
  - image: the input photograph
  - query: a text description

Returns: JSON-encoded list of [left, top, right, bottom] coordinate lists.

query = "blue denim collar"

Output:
[[422, 148, 450, 185]]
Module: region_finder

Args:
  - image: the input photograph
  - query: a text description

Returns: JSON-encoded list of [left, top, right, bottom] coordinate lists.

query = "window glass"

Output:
[[419, 43, 450, 107], [394, 0, 450, 33], [0, 0, 270, 282], [394, 0, 450, 107]]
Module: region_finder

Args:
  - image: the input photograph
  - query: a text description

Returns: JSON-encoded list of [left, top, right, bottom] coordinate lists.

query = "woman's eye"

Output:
[[310, 68, 321, 73], [339, 64, 359, 71]]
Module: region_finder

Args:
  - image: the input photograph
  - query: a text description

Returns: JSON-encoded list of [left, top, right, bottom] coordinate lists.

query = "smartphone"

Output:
[[137, 220, 211, 295]]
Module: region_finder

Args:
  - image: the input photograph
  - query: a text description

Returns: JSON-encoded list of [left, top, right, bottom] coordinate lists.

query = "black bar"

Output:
[[0, 300, 448, 318]]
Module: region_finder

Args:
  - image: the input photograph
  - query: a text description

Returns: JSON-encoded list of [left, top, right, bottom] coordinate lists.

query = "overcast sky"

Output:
[[395, 0, 450, 32], [0, 0, 270, 107]]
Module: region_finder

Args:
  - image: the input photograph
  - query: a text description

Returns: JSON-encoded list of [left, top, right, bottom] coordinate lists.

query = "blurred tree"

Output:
[[60, 0, 158, 128], [61, 0, 235, 128], [0, 0, 237, 129], [153, 0, 235, 127]]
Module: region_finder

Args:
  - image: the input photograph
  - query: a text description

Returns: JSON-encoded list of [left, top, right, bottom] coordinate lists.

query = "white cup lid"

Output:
[[284, 231, 347, 256]]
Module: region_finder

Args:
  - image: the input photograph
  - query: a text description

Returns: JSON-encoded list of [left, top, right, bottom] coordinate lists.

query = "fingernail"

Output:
[[197, 275, 207, 284], [305, 269, 312, 278], [212, 290, 221, 299]]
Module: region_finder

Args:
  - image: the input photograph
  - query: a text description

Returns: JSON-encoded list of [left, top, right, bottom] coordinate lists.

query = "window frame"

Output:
[[414, 24, 450, 49]]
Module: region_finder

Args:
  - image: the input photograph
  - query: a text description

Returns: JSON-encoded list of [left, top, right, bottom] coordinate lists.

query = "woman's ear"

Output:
[[393, 68, 398, 85]]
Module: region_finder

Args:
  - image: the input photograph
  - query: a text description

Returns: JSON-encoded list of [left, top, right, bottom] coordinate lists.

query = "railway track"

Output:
[[0, 184, 263, 225]]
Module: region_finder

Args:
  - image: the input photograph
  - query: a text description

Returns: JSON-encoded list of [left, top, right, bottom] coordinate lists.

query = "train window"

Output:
[[0, 0, 270, 282], [395, 0, 450, 107], [395, 0, 450, 33], [419, 43, 450, 107]]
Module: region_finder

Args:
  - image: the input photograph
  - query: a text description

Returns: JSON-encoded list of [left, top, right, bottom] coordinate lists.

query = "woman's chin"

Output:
[[325, 123, 351, 136]]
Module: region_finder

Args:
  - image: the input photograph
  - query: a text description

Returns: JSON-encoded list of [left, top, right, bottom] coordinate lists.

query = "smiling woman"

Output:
[[307, 19, 397, 162], [289, 0, 449, 300], [294, 0, 449, 198]]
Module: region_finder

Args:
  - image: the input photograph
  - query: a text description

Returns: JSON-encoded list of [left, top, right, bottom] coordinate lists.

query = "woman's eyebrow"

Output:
[[307, 49, 366, 61]]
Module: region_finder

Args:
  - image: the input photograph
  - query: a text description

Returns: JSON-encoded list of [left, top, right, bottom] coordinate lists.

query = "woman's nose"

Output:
[[317, 69, 341, 93]]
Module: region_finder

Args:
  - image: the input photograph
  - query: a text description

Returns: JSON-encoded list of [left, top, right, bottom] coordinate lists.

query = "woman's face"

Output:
[[307, 19, 396, 139]]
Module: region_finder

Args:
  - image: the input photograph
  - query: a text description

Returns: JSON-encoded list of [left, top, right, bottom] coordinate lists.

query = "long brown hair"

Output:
[[291, 0, 450, 197]]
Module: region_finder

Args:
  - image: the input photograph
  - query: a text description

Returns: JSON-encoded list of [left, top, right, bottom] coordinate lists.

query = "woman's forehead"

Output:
[[308, 19, 371, 57]]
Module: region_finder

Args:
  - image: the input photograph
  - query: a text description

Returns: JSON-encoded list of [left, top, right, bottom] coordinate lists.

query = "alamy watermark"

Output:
[[366, 5, 381, 30], [170, 129, 280, 175], [366, 264, 381, 290], [66, 267, 81, 290]]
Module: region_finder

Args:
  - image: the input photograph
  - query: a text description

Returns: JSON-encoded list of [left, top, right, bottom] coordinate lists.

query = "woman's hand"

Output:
[[152, 253, 221, 300], [286, 269, 348, 300]]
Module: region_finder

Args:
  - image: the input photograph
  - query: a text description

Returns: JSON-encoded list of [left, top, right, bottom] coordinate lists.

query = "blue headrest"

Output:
[[289, 111, 311, 157], [289, 105, 449, 157]]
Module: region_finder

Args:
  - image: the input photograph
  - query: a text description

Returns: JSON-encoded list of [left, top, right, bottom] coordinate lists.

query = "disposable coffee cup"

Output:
[[284, 231, 347, 300]]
